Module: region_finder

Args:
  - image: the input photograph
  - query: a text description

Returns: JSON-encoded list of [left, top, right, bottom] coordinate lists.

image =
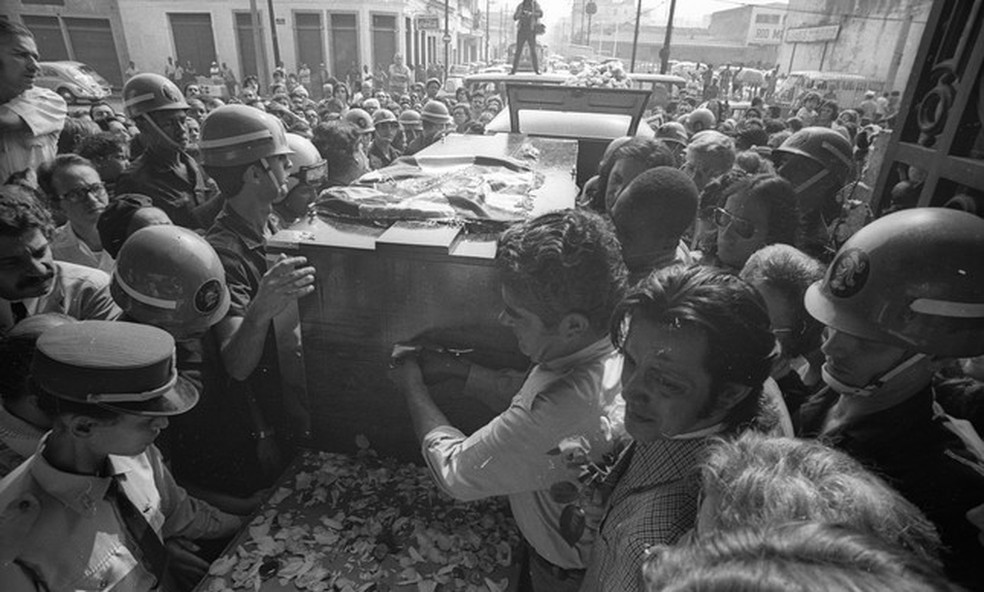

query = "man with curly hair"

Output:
[[390, 210, 627, 592], [0, 185, 120, 332]]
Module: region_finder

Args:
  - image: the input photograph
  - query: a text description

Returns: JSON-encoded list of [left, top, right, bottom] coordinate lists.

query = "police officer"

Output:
[[198, 105, 316, 477], [797, 208, 984, 589], [0, 321, 242, 591], [111, 225, 273, 505], [116, 73, 222, 231], [773, 127, 854, 259], [405, 101, 450, 156], [276, 133, 327, 226], [368, 109, 402, 170], [396, 109, 423, 152]]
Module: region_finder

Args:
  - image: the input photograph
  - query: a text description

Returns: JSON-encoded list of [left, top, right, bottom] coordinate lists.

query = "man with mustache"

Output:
[[116, 73, 221, 231], [37, 155, 114, 273], [0, 185, 121, 333], [0, 21, 66, 184]]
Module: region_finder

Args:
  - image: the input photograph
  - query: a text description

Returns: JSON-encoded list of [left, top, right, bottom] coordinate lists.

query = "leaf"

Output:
[[548, 481, 580, 504], [559, 505, 586, 546], [546, 447, 561, 456], [355, 434, 371, 450]]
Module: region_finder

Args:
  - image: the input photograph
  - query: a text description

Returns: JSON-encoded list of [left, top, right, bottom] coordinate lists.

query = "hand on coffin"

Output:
[[252, 255, 316, 322]]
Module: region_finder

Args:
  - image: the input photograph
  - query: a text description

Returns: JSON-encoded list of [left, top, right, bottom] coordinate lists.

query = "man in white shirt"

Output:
[[0, 21, 66, 183], [37, 154, 113, 273], [391, 210, 628, 592]]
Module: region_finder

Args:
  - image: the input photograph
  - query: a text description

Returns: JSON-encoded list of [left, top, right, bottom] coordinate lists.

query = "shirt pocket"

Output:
[[71, 541, 139, 591]]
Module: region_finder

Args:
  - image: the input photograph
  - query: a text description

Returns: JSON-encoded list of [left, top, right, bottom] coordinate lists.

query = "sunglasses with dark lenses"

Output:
[[60, 182, 107, 204], [290, 160, 328, 187], [713, 207, 756, 239]]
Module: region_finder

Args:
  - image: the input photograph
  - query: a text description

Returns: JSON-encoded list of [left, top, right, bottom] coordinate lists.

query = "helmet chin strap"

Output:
[[260, 157, 289, 204], [822, 353, 928, 397], [793, 168, 828, 195], [141, 113, 185, 153]]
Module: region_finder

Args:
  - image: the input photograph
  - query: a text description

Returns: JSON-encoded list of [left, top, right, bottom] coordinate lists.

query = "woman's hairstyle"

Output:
[[740, 244, 825, 357], [642, 522, 954, 592], [699, 433, 943, 567], [722, 174, 799, 247]]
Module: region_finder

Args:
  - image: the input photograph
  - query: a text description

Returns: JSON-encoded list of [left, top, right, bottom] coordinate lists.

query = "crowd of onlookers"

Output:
[[3, 17, 984, 592]]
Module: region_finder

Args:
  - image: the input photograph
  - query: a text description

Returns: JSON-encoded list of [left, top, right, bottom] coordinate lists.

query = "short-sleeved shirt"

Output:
[[205, 204, 285, 423], [0, 261, 122, 333], [0, 441, 241, 591], [421, 338, 625, 570], [0, 87, 66, 182], [116, 149, 221, 231]]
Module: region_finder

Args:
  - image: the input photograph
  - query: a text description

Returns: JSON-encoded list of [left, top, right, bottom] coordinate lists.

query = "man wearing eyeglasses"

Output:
[[0, 21, 67, 184], [0, 185, 121, 333], [36, 154, 113, 274]]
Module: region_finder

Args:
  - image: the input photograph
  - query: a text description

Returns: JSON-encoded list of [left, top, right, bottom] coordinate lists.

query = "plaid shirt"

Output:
[[581, 437, 710, 591]]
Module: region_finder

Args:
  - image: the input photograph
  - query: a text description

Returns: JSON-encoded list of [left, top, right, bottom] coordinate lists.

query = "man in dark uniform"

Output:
[[198, 105, 316, 480], [368, 109, 402, 170], [405, 101, 451, 156], [511, 0, 543, 75], [797, 208, 984, 590], [116, 73, 221, 231]]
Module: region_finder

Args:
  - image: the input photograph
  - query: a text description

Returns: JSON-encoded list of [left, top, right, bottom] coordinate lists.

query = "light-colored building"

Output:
[[4, 0, 486, 90], [775, 0, 932, 90], [708, 2, 787, 48]]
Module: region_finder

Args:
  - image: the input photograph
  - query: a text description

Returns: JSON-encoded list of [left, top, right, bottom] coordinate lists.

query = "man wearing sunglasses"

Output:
[[37, 154, 114, 274]]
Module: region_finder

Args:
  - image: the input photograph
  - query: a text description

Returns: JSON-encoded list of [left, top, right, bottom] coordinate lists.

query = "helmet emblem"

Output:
[[828, 248, 870, 298], [194, 279, 223, 314], [161, 83, 181, 103]]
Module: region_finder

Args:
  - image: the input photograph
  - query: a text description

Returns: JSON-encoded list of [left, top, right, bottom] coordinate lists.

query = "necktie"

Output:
[[10, 301, 28, 324], [105, 475, 171, 585]]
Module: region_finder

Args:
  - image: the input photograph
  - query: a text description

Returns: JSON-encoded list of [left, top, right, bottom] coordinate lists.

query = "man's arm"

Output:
[[391, 359, 453, 442], [214, 255, 315, 381], [0, 89, 66, 135], [391, 358, 595, 501]]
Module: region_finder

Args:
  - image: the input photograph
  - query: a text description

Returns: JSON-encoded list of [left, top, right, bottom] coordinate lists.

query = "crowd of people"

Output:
[[1, 17, 984, 592]]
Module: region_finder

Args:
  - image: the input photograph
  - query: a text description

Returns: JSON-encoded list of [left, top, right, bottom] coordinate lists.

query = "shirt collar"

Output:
[[216, 203, 268, 250], [514, 337, 616, 410], [29, 435, 140, 516]]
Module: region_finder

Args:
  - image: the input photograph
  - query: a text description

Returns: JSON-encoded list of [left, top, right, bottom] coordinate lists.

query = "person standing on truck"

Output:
[[510, 0, 542, 75]]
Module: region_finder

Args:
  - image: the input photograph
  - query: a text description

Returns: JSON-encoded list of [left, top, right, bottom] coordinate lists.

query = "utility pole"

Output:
[[660, 0, 677, 74], [630, 0, 642, 71], [444, 0, 450, 78], [249, 0, 269, 93], [485, 0, 491, 62], [266, 0, 281, 69]]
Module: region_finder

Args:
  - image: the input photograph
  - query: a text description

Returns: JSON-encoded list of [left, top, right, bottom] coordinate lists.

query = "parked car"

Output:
[[35, 61, 113, 104]]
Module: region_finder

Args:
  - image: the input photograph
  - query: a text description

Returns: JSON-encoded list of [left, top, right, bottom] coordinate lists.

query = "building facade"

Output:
[[3, 0, 485, 90], [775, 0, 932, 90]]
